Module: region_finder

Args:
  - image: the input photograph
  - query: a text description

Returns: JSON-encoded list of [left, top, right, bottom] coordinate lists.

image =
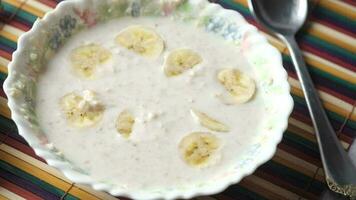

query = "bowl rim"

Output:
[[3, 0, 294, 199]]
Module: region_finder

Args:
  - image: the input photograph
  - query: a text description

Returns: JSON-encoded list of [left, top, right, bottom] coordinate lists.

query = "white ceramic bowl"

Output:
[[3, 0, 293, 199]]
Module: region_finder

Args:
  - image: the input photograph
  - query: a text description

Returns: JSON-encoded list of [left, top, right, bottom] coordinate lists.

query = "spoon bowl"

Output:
[[248, 0, 308, 36]]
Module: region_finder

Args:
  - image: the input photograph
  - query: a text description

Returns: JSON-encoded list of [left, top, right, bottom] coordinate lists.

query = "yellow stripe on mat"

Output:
[[288, 117, 350, 149], [242, 175, 301, 200], [274, 149, 324, 181], [0, 29, 18, 43], [0, 57, 10, 68], [267, 34, 356, 84], [241, 28, 350, 84], [289, 118, 314, 134], [0, 65, 8, 74], [0, 98, 11, 119], [69, 184, 119, 200], [0, 144, 119, 200], [308, 23, 356, 53], [260, 31, 356, 84], [319, 0, 356, 20], [0, 150, 74, 194], [289, 120, 350, 149], [292, 88, 352, 120], [0, 195, 10, 200], [288, 124, 316, 143], [289, 78, 355, 121], [1, 25, 24, 38], [0, 149, 103, 199], [262, 33, 287, 52], [303, 52, 356, 84], [26, 0, 53, 13], [2, 0, 45, 18]]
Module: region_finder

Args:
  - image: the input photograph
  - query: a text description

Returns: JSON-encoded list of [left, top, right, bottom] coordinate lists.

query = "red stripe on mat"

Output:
[[0, 176, 43, 200], [36, 0, 58, 8], [4, 137, 46, 163], [316, 86, 355, 105], [288, 73, 354, 105], [291, 112, 313, 126], [278, 143, 322, 168], [339, 133, 353, 144], [312, 19, 355, 37], [0, 88, 7, 98], [254, 170, 318, 200], [342, 0, 356, 6], [0, 50, 12, 61], [300, 43, 355, 71], [8, 20, 31, 32]]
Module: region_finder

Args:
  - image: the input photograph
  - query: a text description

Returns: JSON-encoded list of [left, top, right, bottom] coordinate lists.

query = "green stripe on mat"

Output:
[[0, 115, 18, 133], [284, 131, 320, 155], [309, 66, 356, 92], [219, 0, 250, 16], [301, 34, 356, 60], [292, 95, 356, 129], [310, 179, 327, 195], [264, 160, 325, 193], [0, 73, 8, 82], [0, 36, 17, 50], [314, 6, 355, 26], [224, 185, 267, 200], [283, 55, 356, 92], [0, 160, 78, 200], [2, 2, 38, 23]]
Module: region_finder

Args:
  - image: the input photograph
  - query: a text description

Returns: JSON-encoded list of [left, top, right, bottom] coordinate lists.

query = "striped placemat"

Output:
[[0, 0, 355, 199]]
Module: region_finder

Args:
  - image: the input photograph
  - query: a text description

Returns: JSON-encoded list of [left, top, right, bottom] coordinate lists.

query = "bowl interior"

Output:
[[4, 0, 293, 199]]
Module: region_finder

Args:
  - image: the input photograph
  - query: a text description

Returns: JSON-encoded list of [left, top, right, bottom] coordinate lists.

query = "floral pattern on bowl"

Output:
[[3, 0, 293, 199]]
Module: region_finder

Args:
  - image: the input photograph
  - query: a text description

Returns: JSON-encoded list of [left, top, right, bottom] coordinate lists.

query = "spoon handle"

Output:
[[282, 35, 356, 195]]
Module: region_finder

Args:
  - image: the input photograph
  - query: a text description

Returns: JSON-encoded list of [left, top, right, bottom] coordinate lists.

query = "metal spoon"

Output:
[[248, 0, 356, 197]]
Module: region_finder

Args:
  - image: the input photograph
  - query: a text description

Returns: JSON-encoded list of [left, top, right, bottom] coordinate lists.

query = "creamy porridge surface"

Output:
[[36, 17, 266, 191]]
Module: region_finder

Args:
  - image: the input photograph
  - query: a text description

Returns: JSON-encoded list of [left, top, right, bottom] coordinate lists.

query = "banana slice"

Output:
[[115, 25, 164, 58], [70, 44, 112, 78], [164, 49, 202, 77], [116, 110, 135, 138], [179, 132, 220, 167], [60, 90, 104, 127], [217, 69, 256, 104], [191, 109, 229, 132]]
